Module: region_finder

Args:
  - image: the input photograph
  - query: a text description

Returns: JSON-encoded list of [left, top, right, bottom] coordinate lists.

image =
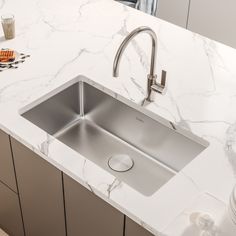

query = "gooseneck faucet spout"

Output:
[[113, 26, 157, 78], [113, 26, 166, 102]]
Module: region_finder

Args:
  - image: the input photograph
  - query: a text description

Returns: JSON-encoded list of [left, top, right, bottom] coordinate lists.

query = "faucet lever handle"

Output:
[[160, 70, 167, 87], [151, 70, 167, 94]]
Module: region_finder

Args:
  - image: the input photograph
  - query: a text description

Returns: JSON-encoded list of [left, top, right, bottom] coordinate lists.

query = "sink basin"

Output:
[[21, 77, 208, 196]]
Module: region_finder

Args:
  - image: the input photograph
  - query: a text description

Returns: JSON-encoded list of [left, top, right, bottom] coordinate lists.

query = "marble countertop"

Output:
[[1, 0, 236, 235]]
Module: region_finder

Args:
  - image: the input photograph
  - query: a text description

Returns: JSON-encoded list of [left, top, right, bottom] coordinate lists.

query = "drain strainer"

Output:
[[108, 154, 134, 172]]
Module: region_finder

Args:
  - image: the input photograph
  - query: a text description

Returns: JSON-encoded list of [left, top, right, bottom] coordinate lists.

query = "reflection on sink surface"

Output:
[[21, 78, 208, 196]]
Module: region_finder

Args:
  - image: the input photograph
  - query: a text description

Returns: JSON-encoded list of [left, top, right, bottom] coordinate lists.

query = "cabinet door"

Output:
[[0, 181, 24, 236], [63, 173, 124, 236], [0, 130, 17, 192], [188, 0, 236, 48], [125, 217, 154, 236], [156, 0, 190, 28], [11, 138, 66, 236]]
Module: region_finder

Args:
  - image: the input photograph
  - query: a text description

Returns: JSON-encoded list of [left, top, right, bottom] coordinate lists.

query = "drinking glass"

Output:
[[1, 14, 15, 40]]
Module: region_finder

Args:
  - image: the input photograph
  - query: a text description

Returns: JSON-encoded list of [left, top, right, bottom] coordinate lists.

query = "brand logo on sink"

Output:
[[136, 117, 144, 123]]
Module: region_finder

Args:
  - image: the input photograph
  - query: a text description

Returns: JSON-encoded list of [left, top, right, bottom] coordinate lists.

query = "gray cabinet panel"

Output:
[[125, 217, 154, 236], [0, 130, 17, 192], [11, 138, 66, 236], [157, 0, 189, 28], [0, 181, 24, 236], [188, 0, 236, 48], [63, 173, 124, 236]]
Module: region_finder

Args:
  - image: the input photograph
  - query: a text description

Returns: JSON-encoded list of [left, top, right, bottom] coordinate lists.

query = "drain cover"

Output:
[[108, 154, 134, 172]]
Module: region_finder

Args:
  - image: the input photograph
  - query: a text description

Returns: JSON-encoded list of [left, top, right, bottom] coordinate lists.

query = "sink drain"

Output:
[[108, 154, 134, 172]]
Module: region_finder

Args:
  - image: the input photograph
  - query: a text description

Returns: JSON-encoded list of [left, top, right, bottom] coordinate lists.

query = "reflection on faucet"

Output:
[[113, 26, 167, 102]]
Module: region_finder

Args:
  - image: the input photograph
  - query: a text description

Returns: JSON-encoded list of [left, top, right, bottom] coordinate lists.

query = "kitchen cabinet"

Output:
[[125, 217, 154, 236], [0, 129, 17, 192], [188, 0, 236, 48], [156, 0, 190, 28], [0, 181, 24, 236], [11, 138, 66, 236], [63, 173, 124, 236]]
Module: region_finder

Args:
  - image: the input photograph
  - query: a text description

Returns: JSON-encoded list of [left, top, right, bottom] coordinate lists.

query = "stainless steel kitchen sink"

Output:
[[21, 79, 208, 196]]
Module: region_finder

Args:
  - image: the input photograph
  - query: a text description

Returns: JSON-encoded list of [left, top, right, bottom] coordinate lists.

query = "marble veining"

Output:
[[1, 0, 236, 235]]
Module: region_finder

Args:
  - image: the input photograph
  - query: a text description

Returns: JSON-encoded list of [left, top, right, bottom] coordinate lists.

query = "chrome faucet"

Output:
[[113, 26, 166, 102]]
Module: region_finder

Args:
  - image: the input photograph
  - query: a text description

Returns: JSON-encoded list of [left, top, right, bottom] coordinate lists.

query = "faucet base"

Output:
[[146, 74, 157, 102]]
